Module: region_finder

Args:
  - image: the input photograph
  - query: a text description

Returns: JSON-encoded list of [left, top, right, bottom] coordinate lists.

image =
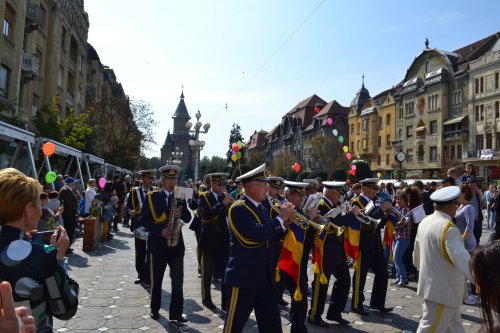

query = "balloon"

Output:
[[45, 171, 56, 184], [98, 177, 107, 189], [236, 151, 242, 159], [232, 143, 237, 149], [231, 154, 238, 161], [314, 106, 320, 113], [233, 146, 239, 153], [346, 179, 350, 184], [377, 172, 382, 178], [343, 146, 349, 153], [349, 169, 356, 176], [293, 163, 301, 172], [346, 153, 352, 160], [237, 140, 243, 149], [332, 129, 338, 137], [42, 142, 56, 156], [351, 165, 357, 170], [338, 135, 344, 143], [327, 118, 333, 126]]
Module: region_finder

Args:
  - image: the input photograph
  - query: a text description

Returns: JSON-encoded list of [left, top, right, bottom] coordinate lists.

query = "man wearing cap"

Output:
[[308, 181, 360, 327], [126, 169, 156, 286], [350, 178, 393, 315], [59, 177, 79, 254], [277, 180, 320, 333], [413, 186, 473, 332], [198, 173, 233, 310], [303, 179, 320, 203], [224, 164, 294, 333], [141, 165, 192, 322]]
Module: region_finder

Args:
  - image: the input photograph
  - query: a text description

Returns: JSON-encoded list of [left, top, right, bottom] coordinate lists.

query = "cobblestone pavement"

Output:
[[54, 222, 491, 332]]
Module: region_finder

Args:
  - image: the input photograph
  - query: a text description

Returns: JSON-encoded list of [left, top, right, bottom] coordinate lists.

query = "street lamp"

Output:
[[186, 110, 210, 181], [171, 147, 184, 166]]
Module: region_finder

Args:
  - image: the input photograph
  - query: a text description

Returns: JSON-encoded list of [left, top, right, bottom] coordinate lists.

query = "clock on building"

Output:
[[395, 151, 406, 163]]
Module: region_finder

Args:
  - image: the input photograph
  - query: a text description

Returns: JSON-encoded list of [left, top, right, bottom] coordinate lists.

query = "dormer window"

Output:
[[425, 60, 431, 73]]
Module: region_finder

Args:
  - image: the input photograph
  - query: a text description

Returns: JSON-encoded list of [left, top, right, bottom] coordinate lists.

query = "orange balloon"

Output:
[[42, 142, 56, 156]]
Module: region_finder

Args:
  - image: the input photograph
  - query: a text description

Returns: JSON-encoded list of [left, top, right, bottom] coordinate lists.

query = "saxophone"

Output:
[[166, 187, 183, 247]]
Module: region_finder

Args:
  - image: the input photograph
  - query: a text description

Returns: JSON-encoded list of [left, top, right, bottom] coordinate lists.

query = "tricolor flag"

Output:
[[278, 222, 305, 301], [312, 227, 329, 285], [344, 218, 360, 261]]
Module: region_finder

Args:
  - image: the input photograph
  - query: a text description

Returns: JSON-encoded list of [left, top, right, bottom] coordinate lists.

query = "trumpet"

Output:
[[320, 208, 345, 236], [343, 201, 381, 226], [272, 203, 324, 232]]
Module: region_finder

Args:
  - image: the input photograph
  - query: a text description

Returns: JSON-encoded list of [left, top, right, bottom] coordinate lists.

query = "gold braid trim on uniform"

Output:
[[440, 220, 455, 266], [354, 250, 362, 309], [227, 200, 264, 248], [199, 192, 218, 224], [224, 287, 239, 333], [430, 303, 445, 333], [147, 191, 167, 223]]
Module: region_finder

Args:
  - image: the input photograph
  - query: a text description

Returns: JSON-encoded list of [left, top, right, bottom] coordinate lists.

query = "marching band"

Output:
[[126, 163, 441, 332]]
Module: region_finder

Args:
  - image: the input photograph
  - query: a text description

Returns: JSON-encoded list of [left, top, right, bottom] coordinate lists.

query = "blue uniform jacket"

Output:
[[225, 195, 284, 288], [141, 189, 192, 256]]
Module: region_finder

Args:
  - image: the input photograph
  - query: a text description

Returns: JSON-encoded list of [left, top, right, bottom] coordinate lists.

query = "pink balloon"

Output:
[[327, 118, 333, 126], [346, 153, 352, 160], [351, 165, 357, 170], [98, 177, 107, 189]]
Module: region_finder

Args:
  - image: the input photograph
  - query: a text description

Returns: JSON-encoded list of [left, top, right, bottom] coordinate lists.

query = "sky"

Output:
[[84, 0, 500, 159]]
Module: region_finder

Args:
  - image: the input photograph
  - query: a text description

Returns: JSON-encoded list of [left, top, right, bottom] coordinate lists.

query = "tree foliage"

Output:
[[87, 97, 157, 170], [246, 147, 269, 168], [227, 123, 245, 166], [33, 95, 92, 151], [200, 155, 229, 177], [269, 150, 294, 178]]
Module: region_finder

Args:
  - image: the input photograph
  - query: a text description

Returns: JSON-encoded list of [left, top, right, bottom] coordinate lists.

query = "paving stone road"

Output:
[[53, 222, 491, 332]]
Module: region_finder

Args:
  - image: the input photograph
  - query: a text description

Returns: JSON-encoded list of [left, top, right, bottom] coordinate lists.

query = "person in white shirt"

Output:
[[84, 179, 97, 216]]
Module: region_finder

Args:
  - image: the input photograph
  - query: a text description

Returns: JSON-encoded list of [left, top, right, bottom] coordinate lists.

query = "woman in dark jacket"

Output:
[[0, 168, 79, 333]]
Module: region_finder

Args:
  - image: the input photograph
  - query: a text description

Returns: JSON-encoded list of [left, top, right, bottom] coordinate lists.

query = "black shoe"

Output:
[[351, 306, 369, 316], [326, 312, 350, 326], [169, 314, 188, 323], [278, 298, 289, 306], [134, 278, 142, 284], [202, 300, 216, 309], [308, 317, 330, 328], [150, 312, 159, 320], [370, 306, 393, 313]]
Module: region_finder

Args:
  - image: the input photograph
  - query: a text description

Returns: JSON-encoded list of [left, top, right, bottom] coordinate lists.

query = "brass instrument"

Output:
[[271, 203, 324, 231], [320, 208, 345, 236], [343, 201, 381, 226], [166, 187, 194, 247]]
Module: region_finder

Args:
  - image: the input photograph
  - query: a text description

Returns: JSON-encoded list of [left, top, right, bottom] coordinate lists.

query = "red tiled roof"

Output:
[[453, 32, 499, 72], [246, 130, 269, 149]]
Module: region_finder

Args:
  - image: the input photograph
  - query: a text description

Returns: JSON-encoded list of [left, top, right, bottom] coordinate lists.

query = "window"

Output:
[[480, 77, 484, 93], [452, 90, 462, 106], [2, 19, 10, 37], [0, 65, 8, 97], [386, 154, 390, 165], [406, 125, 413, 139], [378, 117, 383, 129], [362, 118, 369, 131], [58, 66, 64, 87], [378, 136, 381, 147], [357, 123, 360, 134], [386, 114, 391, 126], [406, 149, 413, 163], [429, 146, 437, 162], [476, 135, 483, 151], [450, 145, 455, 159], [351, 141, 354, 151], [418, 145, 424, 162], [475, 78, 479, 94], [487, 133, 493, 149], [61, 26, 67, 50], [386, 134, 390, 147], [398, 128, 403, 140], [495, 101, 499, 119], [457, 145, 462, 160], [398, 107, 403, 119], [495, 72, 499, 90], [378, 155, 381, 165], [430, 120, 438, 134], [362, 138, 367, 149], [480, 105, 485, 121], [351, 124, 354, 134], [357, 140, 360, 150], [425, 60, 431, 73]]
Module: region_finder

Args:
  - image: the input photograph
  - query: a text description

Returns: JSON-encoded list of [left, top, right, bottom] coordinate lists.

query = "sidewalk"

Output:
[[54, 223, 490, 332]]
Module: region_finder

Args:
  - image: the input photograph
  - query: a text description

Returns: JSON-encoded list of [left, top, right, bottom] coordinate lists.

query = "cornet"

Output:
[[272, 203, 324, 232]]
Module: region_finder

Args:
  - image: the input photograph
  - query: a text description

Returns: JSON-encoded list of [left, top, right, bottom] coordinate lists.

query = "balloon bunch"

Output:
[[42, 142, 57, 184], [230, 141, 244, 162]]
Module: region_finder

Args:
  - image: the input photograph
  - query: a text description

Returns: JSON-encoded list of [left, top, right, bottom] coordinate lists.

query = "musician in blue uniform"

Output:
[[308, 181, 360, 327], [199, 172, 233, 310], [224, 164, 294, 333], [277, 181, 319, 333], [126, 169, 156, 286], [141, 165, 192, 322], [350, 178, 393, 315]]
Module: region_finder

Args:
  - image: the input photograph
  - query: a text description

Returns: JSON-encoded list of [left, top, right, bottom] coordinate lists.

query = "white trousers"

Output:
[[417, 299, 465, 333]]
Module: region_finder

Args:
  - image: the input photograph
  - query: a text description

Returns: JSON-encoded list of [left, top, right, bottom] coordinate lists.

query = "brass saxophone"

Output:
[[166, 187, 183, 247]]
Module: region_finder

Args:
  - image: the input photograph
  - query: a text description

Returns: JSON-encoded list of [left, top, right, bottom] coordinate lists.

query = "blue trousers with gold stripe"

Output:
[[149, 252, 184, 317], [223, 284, 282, 333]]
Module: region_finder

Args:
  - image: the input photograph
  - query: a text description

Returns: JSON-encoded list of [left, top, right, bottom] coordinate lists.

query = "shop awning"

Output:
[[443, 115, 467, 125]]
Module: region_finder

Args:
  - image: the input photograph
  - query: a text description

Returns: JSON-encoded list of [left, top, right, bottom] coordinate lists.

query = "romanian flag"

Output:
[[383, 215, 397, 261], [312, 227, 329, 285], [343, 218, 360, 261], [277, 223, 305, 301]]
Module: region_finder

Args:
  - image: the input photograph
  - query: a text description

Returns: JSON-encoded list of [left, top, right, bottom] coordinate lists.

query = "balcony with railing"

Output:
[[463, 149, 500, 160], [443, 129, 469, 140], [21, 53, 39, 83]]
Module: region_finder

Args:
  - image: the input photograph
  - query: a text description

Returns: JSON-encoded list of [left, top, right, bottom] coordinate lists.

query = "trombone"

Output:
[[272, 203, 324, 232]]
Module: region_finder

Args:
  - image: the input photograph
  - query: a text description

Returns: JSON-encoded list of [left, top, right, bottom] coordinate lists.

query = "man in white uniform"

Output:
[[413, 186, 473, 333]]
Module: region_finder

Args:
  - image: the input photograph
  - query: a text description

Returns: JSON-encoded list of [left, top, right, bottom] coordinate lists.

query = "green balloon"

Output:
[[236, 151, 242, 159], [338, 135, 344, 143], [45, 171, 57, 184]]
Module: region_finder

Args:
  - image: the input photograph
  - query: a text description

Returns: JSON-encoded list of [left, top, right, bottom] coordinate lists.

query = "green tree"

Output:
[[246, 147, 269, 168], [269, 150, 294, 178], [0, 96, 24, 127], [227, 123, 245, 167], [200, 155, 230, 177]]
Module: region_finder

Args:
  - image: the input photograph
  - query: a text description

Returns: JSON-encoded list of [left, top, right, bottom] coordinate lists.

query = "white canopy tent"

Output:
[[0, 120, 37, 177]]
